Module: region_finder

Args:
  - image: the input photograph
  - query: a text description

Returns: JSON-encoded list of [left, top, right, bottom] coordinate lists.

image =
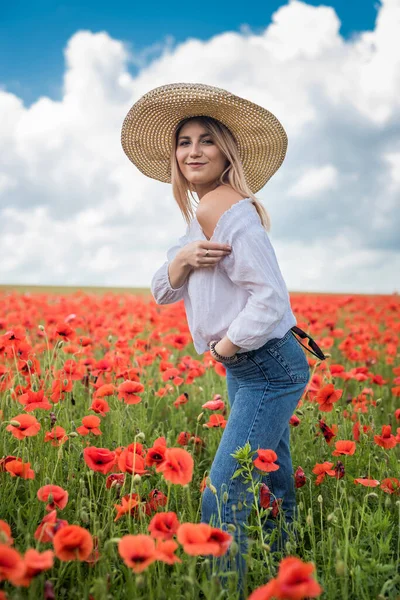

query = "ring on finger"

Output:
[[204, 249, 209, 257]]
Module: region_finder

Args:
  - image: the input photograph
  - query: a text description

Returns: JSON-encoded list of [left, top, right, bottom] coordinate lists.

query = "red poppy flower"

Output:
[[253, 449, 279, 472], [156, 448, 194, 485], [147, 489, 168, 511], [374, 425, 397, 449], [5, 458, 35, 479], [17, 388, 52, 412], [312, 462, 335, 485], [354, 478, 380, 487], [148, 512, 180, 540], [37, 485, 69, 511], [315, 383, 343, 412], [77, 415, 102, 436], [380, 478, 400, 495], [6, 414, 41, 440], [12, 549, 54, 587], [114, 493, 142, 522], [44, 426, 68, 447], [204, 414, 227, 428], [173, 393, 189, 408], [0, 544, 26, 585], [118, 448, 149, 476], [145, 438, 167, 467], [332, 440, 356, 456], [177, 523, 232, 556], [89, 397, 110, 416], [202, 399, 225, 411], [106, 473, 125, 489], [294, 466, 307, 488], [247, 555, 323, 599], [260, 483, 272, 508], [34, 510, 69, 543], [317, 419, 337, 444], [83, 447, 116, 474], [118, 534, 157, 573], [154, 539, 182, 564], [117, 380, 144, 404], [53, 525, 93, 561]]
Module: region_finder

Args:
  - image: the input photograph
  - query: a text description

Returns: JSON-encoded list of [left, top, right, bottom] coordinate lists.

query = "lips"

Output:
[[188, 163, 206, 165]]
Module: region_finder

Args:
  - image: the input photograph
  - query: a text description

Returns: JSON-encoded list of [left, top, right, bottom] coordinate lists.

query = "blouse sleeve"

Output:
[[150, 229, 190, 305], [221, 227, 290, 351]]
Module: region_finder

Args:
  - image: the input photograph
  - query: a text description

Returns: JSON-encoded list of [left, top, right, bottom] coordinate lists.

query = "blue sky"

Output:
[[1, 0, 398, 294], [1, 0, 381, 106]]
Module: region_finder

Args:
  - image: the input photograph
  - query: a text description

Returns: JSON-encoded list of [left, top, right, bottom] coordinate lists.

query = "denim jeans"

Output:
[[200, 329, 310, 596]]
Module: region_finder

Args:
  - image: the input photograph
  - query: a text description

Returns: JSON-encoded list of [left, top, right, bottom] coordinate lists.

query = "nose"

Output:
[[189, 141, 203, 157]]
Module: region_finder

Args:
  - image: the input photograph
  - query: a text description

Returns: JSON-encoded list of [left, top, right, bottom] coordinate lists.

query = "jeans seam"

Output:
[[222, 378, 271, 526]]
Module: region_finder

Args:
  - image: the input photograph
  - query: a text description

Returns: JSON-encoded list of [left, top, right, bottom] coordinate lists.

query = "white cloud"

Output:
[[0, 0, 399, 294], [288, 165, 339, 197]]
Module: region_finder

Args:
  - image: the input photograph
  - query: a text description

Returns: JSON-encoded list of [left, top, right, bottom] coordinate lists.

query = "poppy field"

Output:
[[0, 288, 399, 600]]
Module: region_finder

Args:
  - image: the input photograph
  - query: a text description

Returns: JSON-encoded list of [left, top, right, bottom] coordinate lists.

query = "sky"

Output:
[[0, 0, 399, 294]]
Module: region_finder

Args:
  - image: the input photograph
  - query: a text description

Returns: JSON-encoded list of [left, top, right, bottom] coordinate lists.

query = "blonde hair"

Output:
[[170, 116, 271, 232]]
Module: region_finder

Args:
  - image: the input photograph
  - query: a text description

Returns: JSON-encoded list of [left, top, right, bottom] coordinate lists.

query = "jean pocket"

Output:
[[267, 333, 310, 384]]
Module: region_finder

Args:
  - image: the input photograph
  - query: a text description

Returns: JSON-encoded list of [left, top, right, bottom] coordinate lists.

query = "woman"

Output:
[[121, 83, 316, 593]]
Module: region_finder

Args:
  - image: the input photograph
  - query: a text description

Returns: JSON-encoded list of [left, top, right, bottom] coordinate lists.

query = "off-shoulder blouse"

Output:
[[150, 198, 297, 354]]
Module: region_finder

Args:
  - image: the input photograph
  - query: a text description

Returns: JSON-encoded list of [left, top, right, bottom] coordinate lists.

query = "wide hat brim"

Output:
[[121, 82, 288, 194]]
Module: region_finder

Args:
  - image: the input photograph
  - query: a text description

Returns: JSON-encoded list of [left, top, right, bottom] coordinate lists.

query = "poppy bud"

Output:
[[365, 493, 379, 501], [197, 412, 204, 422], [81, 510, 89, 523], [306, 514, 313, 526], [317, 495, 323, 503], [222, 492, 228, 504], [229, 540, 238, 556], [261, 543, 270, 552], [9, 420, 21, 427], [136, 432, 145, 442], [335, 560, 346, 576], [68, 432, 79, 437], [227, 524, 236, 532], [133, 474, 141, 484], [209, 484, 217, 495]]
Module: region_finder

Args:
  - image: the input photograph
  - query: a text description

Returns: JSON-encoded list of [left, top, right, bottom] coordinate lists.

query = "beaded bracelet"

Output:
[[209, 340, 239, 362]]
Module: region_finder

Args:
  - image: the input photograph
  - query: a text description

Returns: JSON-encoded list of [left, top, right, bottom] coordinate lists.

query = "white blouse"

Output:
[[150, 198, 297, 354]]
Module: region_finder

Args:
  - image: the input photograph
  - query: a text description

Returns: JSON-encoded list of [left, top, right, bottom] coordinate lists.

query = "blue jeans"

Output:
[[200, 329, 310, 595]]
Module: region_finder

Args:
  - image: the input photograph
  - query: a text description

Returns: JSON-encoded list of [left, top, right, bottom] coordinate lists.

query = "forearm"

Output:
[[215, 336, 241, 357], [167, 251, 193, 290]]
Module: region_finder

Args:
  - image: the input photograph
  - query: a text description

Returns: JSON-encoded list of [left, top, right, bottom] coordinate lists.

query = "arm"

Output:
[[220, 228, 289, 352], [150, 234, 193, 305]]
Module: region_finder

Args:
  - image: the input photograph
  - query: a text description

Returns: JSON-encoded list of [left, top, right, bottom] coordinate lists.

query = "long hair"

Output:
[[170, 116, 271, 232]]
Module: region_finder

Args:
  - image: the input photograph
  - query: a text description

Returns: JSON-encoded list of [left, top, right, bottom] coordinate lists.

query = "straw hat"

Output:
[[121, 82, 288, 194]]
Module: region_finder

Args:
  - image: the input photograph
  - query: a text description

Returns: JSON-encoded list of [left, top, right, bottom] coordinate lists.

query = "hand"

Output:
[[178, 241, 232, 270], [210, 337, 241, 360]]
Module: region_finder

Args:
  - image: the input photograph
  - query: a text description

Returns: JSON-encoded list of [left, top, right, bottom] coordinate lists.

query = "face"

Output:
[[175, 120, 228, 194]]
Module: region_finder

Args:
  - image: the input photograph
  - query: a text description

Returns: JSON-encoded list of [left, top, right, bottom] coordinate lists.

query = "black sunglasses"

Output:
[[290, 326, 327, 361]]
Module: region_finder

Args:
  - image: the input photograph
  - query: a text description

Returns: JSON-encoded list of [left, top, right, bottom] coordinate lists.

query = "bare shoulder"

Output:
[[200, 185, 247, 207], [196, 186, 248, 239]]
